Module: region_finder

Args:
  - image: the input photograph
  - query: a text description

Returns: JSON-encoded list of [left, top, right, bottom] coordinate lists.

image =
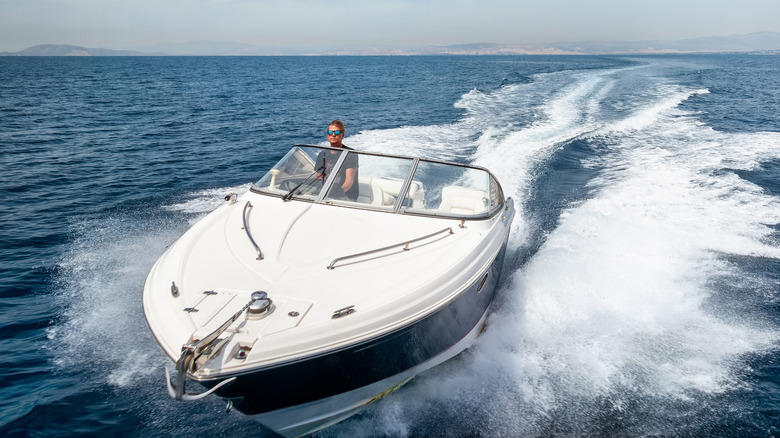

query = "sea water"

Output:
[[0, 55, 778, 437]]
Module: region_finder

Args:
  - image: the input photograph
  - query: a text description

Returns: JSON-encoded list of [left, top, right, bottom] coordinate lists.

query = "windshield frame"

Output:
[[250, 144, 507, 219]]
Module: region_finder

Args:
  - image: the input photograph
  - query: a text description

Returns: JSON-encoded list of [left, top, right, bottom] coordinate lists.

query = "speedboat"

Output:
[[143, 144, 515, 436]]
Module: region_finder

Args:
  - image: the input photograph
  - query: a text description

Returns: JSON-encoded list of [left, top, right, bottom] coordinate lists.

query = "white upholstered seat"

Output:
[[438, 186, 489, 215]]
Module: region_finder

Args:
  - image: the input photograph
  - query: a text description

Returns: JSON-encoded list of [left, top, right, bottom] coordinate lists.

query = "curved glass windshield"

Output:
[[252, 145, 504, 218], [323, 152, 414, 210], [252, 146, 334, 201], [399, 160, 504, 217]]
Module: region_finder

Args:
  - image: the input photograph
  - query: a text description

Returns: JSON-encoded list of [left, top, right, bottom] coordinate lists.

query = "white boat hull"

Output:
[[143, 145, 516, 435]]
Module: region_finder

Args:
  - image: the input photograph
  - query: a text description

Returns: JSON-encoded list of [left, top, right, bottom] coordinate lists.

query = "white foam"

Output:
[[599, 87, 710, 134], [468, 70, 615, 246], [47, 220, 174, 400], [163, 184, 250, 215], [487, 67, 778, 423], [340, 61, 780, 436], [347, 124, 473, 163], [47, 185, 255, 433], [49, 60, 780, 436], [48, 185, 253, 388]]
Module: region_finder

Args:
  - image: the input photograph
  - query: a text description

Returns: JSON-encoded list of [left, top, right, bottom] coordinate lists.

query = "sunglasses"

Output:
[[327, 130, 343, 136]]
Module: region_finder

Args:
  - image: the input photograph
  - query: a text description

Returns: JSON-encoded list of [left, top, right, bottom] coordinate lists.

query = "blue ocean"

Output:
[[1, 54, 779, 437]]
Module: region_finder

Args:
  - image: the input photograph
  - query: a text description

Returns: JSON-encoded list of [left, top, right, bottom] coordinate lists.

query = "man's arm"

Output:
[[341, 167, 357, 192]]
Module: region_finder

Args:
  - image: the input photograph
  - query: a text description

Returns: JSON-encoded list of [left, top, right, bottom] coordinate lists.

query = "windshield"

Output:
[[251, 145, 504, 218], [252, 146, 333, 201], [399, 160, 504, 217]]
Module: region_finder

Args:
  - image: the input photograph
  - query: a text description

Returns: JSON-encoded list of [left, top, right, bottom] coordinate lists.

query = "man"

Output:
[[316, 120, 359, 201]]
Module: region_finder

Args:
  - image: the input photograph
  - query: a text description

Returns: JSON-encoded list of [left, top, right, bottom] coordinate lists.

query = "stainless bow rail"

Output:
[[166, 291, 269, 401], [242, 201, 264, 260], [327, 227, 454, 270]]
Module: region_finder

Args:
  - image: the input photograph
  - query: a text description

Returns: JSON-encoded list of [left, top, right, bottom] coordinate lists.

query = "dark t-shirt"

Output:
[[315, 147, 359, 201]]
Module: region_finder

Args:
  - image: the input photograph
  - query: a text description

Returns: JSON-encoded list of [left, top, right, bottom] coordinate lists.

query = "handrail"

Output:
[[242, 201, 264, 260], [327, 227, 454, 270]]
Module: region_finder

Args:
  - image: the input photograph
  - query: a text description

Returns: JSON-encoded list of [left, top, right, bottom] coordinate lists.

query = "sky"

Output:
[[1, 0, 779, 52]]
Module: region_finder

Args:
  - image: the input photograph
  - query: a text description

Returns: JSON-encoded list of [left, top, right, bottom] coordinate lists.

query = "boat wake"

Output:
[[47, 186, 262, 436], [48, 59, 780, 437], [332, 60, 780, 436]]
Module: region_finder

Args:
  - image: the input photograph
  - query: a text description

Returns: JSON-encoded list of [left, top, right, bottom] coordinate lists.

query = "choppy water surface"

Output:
[[0, 54, 778, 437]]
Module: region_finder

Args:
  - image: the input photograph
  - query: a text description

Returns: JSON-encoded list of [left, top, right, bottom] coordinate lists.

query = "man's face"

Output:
[[327, 125, 344, 147]]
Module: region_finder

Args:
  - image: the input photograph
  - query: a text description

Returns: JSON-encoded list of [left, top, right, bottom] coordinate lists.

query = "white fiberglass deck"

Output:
[[143, 145, 513, 380]]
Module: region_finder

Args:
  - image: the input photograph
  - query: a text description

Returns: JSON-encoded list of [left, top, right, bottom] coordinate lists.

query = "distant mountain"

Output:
[[412, 42, 578, 55], [0, 44, 146, 56], [2, 32, 779, 56], [554, 31, 780, 54], [417, 32, 780, 55], [127, 40, 288, 56]]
